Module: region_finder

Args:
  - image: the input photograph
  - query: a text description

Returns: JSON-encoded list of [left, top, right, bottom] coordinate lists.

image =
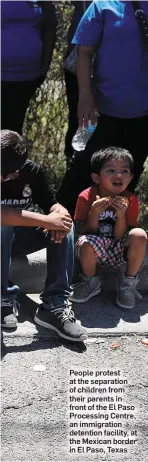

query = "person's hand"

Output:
[[43, 204, 72, 236], [77, 92, 99, 128], [50, 203, 71, 215], [50, 230, 66, 243], [43, 211, 72, 233], [111, 196, 129, 219], [89, 195, 111, 217]]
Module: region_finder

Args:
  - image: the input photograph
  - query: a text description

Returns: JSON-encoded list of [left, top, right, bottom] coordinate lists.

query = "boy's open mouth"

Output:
[[112, 181, 123, 186]]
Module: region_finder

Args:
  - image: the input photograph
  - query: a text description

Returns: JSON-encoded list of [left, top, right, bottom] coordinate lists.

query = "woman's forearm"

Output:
[[77, 46, 97, 126], [77, 46, 95, 95]]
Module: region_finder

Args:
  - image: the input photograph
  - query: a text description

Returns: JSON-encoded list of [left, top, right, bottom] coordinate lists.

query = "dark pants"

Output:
[[1, 78, 42, 133], [57, 114, 148, 217], [1, 225, 74, 307], [64, 69, 79, 159]]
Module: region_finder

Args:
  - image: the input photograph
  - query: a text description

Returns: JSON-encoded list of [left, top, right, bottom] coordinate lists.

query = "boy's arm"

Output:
[[113, 195, 139, 240], [75, 195, 111, 234], [1, 206, 72, 232], [83, 206, 100, 234], [113, 216, 128, 241], [112, 197, 129, 240], [1, 206, 53, 228]]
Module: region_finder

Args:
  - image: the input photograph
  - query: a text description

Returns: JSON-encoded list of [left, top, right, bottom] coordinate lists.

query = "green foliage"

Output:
[[23, 1, 73, 190], [136, 159, 148, 233]]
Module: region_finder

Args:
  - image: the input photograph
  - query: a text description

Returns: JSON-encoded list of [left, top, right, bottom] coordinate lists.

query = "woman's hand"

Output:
[[78, 92, 99, 128]]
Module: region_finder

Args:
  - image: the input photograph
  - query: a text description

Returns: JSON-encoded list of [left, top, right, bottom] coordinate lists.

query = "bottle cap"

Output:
[[88, 120, 97, 132]]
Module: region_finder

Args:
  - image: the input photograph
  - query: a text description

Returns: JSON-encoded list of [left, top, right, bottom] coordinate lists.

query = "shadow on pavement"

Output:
[[1, 294, 87, 358], [73, 289, 148, 329], [1, 288, 147, 359], [1, 335, 87, 360]]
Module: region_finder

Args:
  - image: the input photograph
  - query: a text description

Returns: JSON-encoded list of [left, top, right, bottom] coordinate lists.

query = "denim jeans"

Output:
[[1, 224, 74, 308]]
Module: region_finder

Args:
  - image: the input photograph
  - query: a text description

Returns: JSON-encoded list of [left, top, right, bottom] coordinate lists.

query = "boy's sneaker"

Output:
[[1, 296, 19, 328], [69, 274, 101, 303], [34, 301, 87, 342], [116, 274, 142, 310]]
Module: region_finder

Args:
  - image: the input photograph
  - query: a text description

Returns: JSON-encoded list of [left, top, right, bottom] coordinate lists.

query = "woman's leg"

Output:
[[64, 69, 79, 160], [119, 116, 148, 192], [1, 79, 41, 133], [57, 114, 120, 216]]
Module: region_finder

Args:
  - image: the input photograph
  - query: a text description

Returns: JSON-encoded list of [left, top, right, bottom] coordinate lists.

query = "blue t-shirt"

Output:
[[1, 1, 43, 81], [72, 0, 148, 118]]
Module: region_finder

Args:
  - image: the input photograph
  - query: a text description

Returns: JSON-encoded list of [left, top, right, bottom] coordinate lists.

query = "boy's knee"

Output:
[[128, 228, 147, 244], [80, 242, 94, 254]]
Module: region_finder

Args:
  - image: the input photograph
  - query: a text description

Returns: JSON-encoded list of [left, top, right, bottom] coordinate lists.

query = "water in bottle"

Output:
[[72, 120, 97, 151]]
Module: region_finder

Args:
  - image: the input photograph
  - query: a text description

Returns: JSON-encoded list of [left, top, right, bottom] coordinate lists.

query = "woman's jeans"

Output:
[[1, 225, 74, 308]]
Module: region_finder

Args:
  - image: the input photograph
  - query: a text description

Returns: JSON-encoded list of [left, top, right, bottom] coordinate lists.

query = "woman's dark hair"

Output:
[[91, 147, 134, 175], [1, 130, 27, 177]]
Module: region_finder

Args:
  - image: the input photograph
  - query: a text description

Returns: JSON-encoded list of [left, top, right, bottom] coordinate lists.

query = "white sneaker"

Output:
[[69, 274, 101, 303]]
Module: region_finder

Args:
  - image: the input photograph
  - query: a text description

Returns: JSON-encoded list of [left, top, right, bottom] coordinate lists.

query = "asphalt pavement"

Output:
[[1, 282, 148, 462]]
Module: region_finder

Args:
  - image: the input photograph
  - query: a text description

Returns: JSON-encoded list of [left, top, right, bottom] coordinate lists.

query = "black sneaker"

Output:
[[7, 280, 20, 295], [1, 296, 19, 328], [34, 302, 87, 342]]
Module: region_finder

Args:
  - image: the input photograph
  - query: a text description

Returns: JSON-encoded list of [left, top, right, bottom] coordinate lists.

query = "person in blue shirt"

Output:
[[57, 0, 148, 217], [64, 1, 91, 163], [1, 1, 57, 134]]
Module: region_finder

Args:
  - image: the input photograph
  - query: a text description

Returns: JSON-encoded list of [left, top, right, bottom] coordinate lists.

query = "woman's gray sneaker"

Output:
[[116, 274, 142, 310], [1, 296, 19, 328], [34, 301, 87, 342]]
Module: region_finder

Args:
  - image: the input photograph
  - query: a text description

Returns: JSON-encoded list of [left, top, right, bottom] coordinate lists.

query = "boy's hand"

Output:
[[111, 196, 128, 218], [43, 211, 72, 233], [50, 230, 66, 243], [43, 203, 72, 238], [50, 203, 71, 216], [90, 195, 111, 216]]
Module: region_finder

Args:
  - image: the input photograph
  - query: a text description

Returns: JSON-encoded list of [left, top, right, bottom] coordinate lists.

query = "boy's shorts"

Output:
[[76, 234, 127, 268]]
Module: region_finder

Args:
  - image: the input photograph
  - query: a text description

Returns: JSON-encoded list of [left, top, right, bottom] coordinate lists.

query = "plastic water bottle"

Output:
[[72, 120, 97, 151]]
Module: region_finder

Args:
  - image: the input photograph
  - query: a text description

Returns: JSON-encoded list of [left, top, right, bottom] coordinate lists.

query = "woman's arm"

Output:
[[40, 1, 57, 77], [77, 45, 98, 127]]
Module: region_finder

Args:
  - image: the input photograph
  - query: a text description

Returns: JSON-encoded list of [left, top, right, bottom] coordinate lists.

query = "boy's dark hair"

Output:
[[1, 130, 27, 177], [91, 147, 134, 175]]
